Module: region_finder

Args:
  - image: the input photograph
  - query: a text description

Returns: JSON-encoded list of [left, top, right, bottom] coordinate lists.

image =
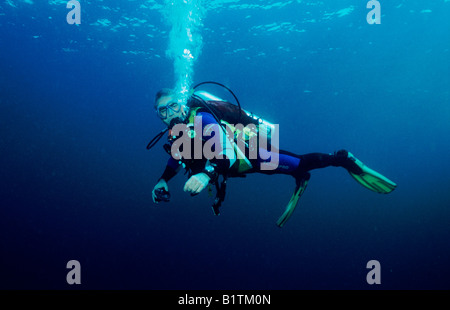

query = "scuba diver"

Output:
[[148, 82, 397, 227]]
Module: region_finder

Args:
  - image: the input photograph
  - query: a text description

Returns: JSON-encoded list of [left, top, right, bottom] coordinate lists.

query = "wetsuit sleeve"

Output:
[[159, 157, 181, 182], [195, 112, 236, 174]]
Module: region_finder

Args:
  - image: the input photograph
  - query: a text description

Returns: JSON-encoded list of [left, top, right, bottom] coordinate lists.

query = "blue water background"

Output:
[[1, 0, 449, 289]]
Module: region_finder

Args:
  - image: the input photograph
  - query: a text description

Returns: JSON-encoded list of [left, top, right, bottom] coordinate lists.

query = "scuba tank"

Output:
[[190, 90, 275, 135]]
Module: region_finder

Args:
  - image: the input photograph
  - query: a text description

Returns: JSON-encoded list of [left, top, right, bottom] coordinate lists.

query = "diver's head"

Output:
[[154, 88, 190, 128]]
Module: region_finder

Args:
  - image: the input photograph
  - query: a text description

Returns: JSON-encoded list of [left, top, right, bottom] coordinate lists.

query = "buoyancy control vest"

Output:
[[182, 90, 276, 175]]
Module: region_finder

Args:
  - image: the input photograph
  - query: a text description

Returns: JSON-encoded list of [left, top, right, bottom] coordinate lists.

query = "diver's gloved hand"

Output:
[[152, 179, 169, 203], [184, 173, 210, 195]]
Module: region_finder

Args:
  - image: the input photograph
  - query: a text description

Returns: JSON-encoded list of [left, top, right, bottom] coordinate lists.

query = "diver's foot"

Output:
[[333, 149, 364, 175], [295, 172, 311, 187]]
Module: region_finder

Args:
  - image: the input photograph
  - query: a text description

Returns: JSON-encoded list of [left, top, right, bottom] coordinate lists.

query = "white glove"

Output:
[[152, 179, 169, 203], [183, 173, 210, 195]]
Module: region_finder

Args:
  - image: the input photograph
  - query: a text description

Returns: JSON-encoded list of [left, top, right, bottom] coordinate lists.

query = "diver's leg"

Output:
[[253, 148, 300, 176], [294, 150, 397, 193], [254, 149, 351, 177], [253, 149, 312, 228], [295, 152, 337, 173]]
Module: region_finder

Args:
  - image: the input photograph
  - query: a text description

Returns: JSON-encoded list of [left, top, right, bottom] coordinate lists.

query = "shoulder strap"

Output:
[[187, 106, 202, 124]]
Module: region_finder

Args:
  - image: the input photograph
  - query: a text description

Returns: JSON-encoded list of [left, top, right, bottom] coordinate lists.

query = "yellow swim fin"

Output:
[[347, 152, 397, 194], [276, 173, 310, 228]]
